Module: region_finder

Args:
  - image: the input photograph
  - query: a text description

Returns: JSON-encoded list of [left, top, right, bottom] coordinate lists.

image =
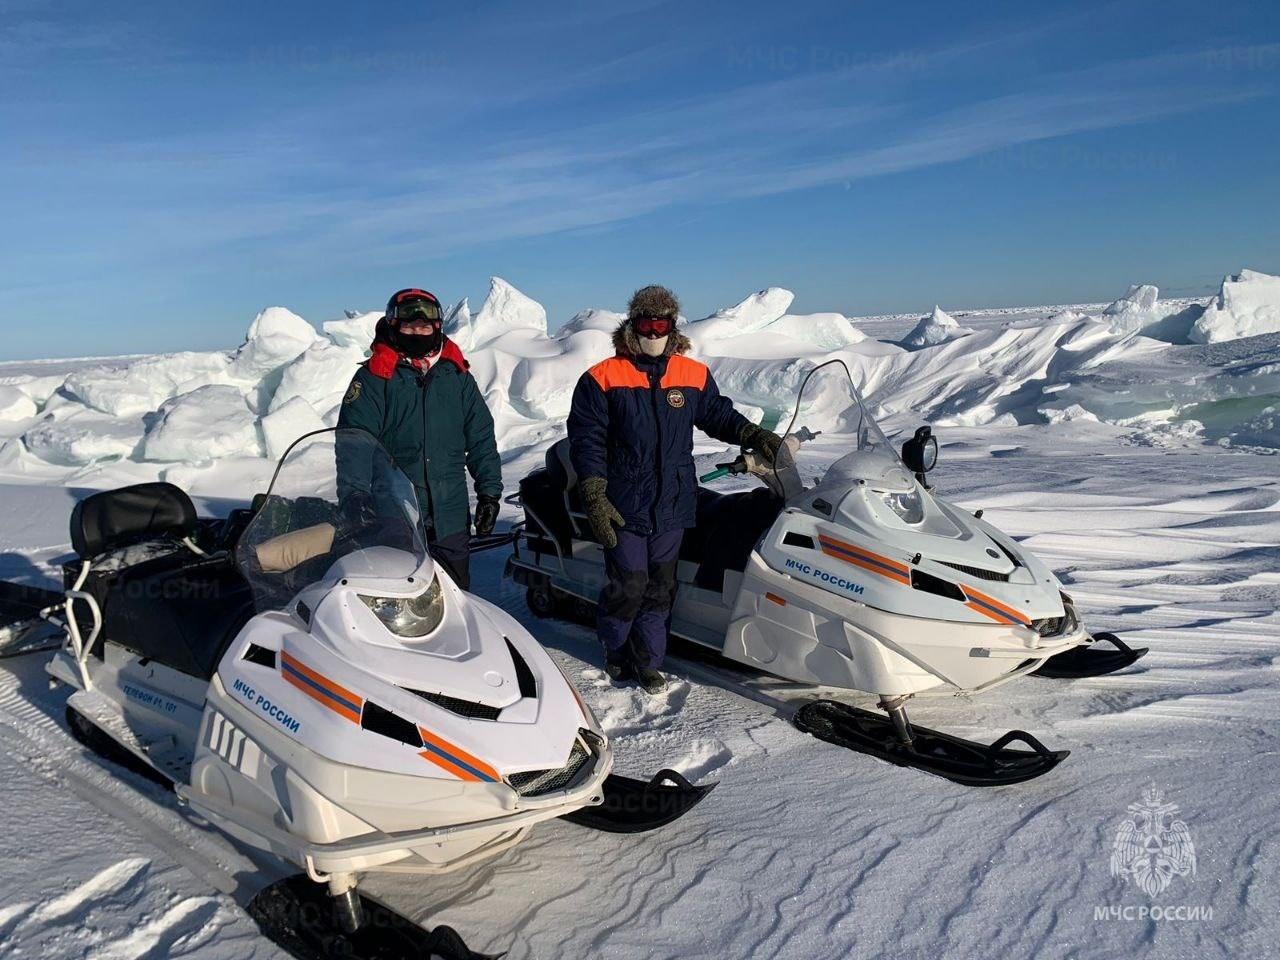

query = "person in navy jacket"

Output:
[[567, 285, 782, 693]]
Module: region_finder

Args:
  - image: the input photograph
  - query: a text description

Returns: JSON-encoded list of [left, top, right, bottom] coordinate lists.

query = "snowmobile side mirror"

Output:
[[901, 426, 937, 484]]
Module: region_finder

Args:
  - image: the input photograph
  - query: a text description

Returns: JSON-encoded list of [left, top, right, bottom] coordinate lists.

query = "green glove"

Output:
[[739, 423, 784, 465], [580, 476, 625, 549]]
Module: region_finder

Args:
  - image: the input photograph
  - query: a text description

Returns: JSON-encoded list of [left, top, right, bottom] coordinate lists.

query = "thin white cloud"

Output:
[[3, 32, 1273, 278]]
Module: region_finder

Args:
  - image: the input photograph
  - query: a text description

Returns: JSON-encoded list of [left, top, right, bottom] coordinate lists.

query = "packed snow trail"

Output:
[[0, 651, 285, 959]]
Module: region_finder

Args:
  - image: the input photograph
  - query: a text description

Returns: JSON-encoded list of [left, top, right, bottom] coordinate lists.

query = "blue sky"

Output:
[[2, 0, 1278, 359]]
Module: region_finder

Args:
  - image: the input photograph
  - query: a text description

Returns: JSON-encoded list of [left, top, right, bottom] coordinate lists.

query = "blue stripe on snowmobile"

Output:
[[281, 658, 364, 716]]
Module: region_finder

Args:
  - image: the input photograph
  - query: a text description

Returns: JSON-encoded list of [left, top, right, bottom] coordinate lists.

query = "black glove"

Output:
[[580, 476, 625, 549], [474, 495, 500, 537], [339, 489, 377, 530], [739, 423, 784, 465]]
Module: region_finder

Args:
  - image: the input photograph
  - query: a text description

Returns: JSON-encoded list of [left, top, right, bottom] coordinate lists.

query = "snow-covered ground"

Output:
[[0, 272, 1277, 958]]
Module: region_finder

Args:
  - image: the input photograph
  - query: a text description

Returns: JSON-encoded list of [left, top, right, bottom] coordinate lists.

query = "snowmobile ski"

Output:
[[0, 580, 64, 659], [247, 874, 498, 960], [793, 700, 1069, 787], [561, 769, 717, 833], [1031, 632, 1148, 679]]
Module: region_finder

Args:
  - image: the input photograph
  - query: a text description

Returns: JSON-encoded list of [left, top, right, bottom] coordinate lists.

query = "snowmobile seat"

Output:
[[532, 439, 595, 547], [95, 552, 256, 679], [71, 482, 197, 560], [682, 486, 783, 591], [546, 441, 590, 520], [518, 468, 574, 553]]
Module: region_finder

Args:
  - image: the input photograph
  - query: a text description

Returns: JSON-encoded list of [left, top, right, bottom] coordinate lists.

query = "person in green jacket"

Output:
[[337, 287, 501, 590]]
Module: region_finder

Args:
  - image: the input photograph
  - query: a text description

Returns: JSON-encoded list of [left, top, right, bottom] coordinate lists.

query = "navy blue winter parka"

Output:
[[567, 324, 751, 536]]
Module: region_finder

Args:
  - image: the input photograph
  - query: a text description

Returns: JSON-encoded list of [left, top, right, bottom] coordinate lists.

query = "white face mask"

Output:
[[638, 335, 668, 357]]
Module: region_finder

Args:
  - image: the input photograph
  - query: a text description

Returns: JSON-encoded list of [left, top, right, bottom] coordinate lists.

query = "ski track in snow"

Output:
[[0, 653, 284, 959]]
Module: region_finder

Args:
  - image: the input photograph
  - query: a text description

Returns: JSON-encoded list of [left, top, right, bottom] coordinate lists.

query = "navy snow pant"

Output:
[[597, 528, 684, 670], [428, 528, 471, 591]]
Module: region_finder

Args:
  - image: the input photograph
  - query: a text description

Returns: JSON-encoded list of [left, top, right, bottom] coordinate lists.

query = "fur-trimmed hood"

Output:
[[612, 319, 692, 358]]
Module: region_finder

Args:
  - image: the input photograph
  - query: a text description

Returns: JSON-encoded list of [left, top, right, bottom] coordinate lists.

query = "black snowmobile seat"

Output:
[[100, 554, 256, 678], [526, 439, 593, 548], [682, 486, 783, 591], [71, 482, 197, 559]]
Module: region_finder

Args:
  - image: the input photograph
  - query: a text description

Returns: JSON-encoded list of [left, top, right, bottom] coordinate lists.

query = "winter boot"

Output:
[[637, 667, 666, 694], [604, 649, 629, 683]]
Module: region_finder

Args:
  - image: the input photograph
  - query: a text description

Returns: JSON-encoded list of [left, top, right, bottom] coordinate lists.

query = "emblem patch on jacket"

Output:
[[666, 388, 685, 409], [343, 381, 363, 405]]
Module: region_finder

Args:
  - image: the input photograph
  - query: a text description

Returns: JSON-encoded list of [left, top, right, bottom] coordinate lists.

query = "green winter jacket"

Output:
[[336, 337, 501, 540]]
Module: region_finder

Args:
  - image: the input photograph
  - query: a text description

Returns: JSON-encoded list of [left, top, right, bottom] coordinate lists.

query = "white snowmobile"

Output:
[[506, 360, 1146, 787], [17, 428, 710, 959]]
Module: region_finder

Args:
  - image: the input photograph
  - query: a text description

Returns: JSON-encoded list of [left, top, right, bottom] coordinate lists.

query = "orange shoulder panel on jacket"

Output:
[[660, 355, 708, 390], [588, 357, 649, 391]]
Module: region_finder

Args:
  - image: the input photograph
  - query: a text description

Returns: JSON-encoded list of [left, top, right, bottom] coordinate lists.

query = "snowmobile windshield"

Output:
[[235, 428, 427, 612], [771, 359, 905, 500]]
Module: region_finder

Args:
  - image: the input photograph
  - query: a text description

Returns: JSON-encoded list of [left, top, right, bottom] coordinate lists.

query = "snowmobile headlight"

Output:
[[359, 576, 444, 638], [1059, 596, 1079, 635], [875, 488, 924, 524]]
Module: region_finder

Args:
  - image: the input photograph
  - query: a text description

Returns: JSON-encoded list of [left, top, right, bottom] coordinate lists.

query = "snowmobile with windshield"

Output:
[[23, 428, 710, 960], [505, 360, 1146, 787]]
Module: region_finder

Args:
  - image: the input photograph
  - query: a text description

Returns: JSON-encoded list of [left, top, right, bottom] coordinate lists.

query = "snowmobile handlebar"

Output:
[[699, 459, 748, 483], [699, 427, 819, 484]]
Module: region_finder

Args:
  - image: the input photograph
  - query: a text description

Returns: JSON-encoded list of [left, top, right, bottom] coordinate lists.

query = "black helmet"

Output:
[[386, 288, 443, 324]]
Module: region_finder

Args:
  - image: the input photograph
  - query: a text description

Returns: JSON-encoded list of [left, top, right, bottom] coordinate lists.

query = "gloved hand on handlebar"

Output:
[[580, 476, 625, 549], [739, 423, 784, 465], [474, 494, 500, 537]]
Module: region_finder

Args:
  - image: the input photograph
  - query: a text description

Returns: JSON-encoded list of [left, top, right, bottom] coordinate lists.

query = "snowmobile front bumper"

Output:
[[1031, 632, 1148, 678], [179, 758, 612, 878]]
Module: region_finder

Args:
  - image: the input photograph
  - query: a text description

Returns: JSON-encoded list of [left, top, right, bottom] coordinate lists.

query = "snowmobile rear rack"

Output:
[[0, 580, 66, 659], [561, 769, 717, 833], [793, 700, 1069, 787], [467, 530, 519, 553], [1031, 632, 1147, 679]]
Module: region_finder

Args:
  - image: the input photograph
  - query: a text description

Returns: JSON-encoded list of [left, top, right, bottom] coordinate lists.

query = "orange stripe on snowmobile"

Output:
[[280, 652, 363, 723], [962, 587, 1031, 626], [417, 726, 501, 783], [588, 357, 649, 391], [659, 356, 708, 391], [817, 535, 911, 585]]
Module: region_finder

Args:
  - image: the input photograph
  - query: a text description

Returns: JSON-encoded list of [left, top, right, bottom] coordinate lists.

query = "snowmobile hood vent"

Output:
[[910, 569, 966, 602], [361, 700, 421, 746], [404, 689, 502, 721], [506, 638, 537, 699], [938, 560, 1011, 583], [507, 733, 593, 797]]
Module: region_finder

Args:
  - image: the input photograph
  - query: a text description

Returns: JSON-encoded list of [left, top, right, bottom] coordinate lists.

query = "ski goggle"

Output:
[[632, 316, 673, 337], [392, 299, 443, 324]]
